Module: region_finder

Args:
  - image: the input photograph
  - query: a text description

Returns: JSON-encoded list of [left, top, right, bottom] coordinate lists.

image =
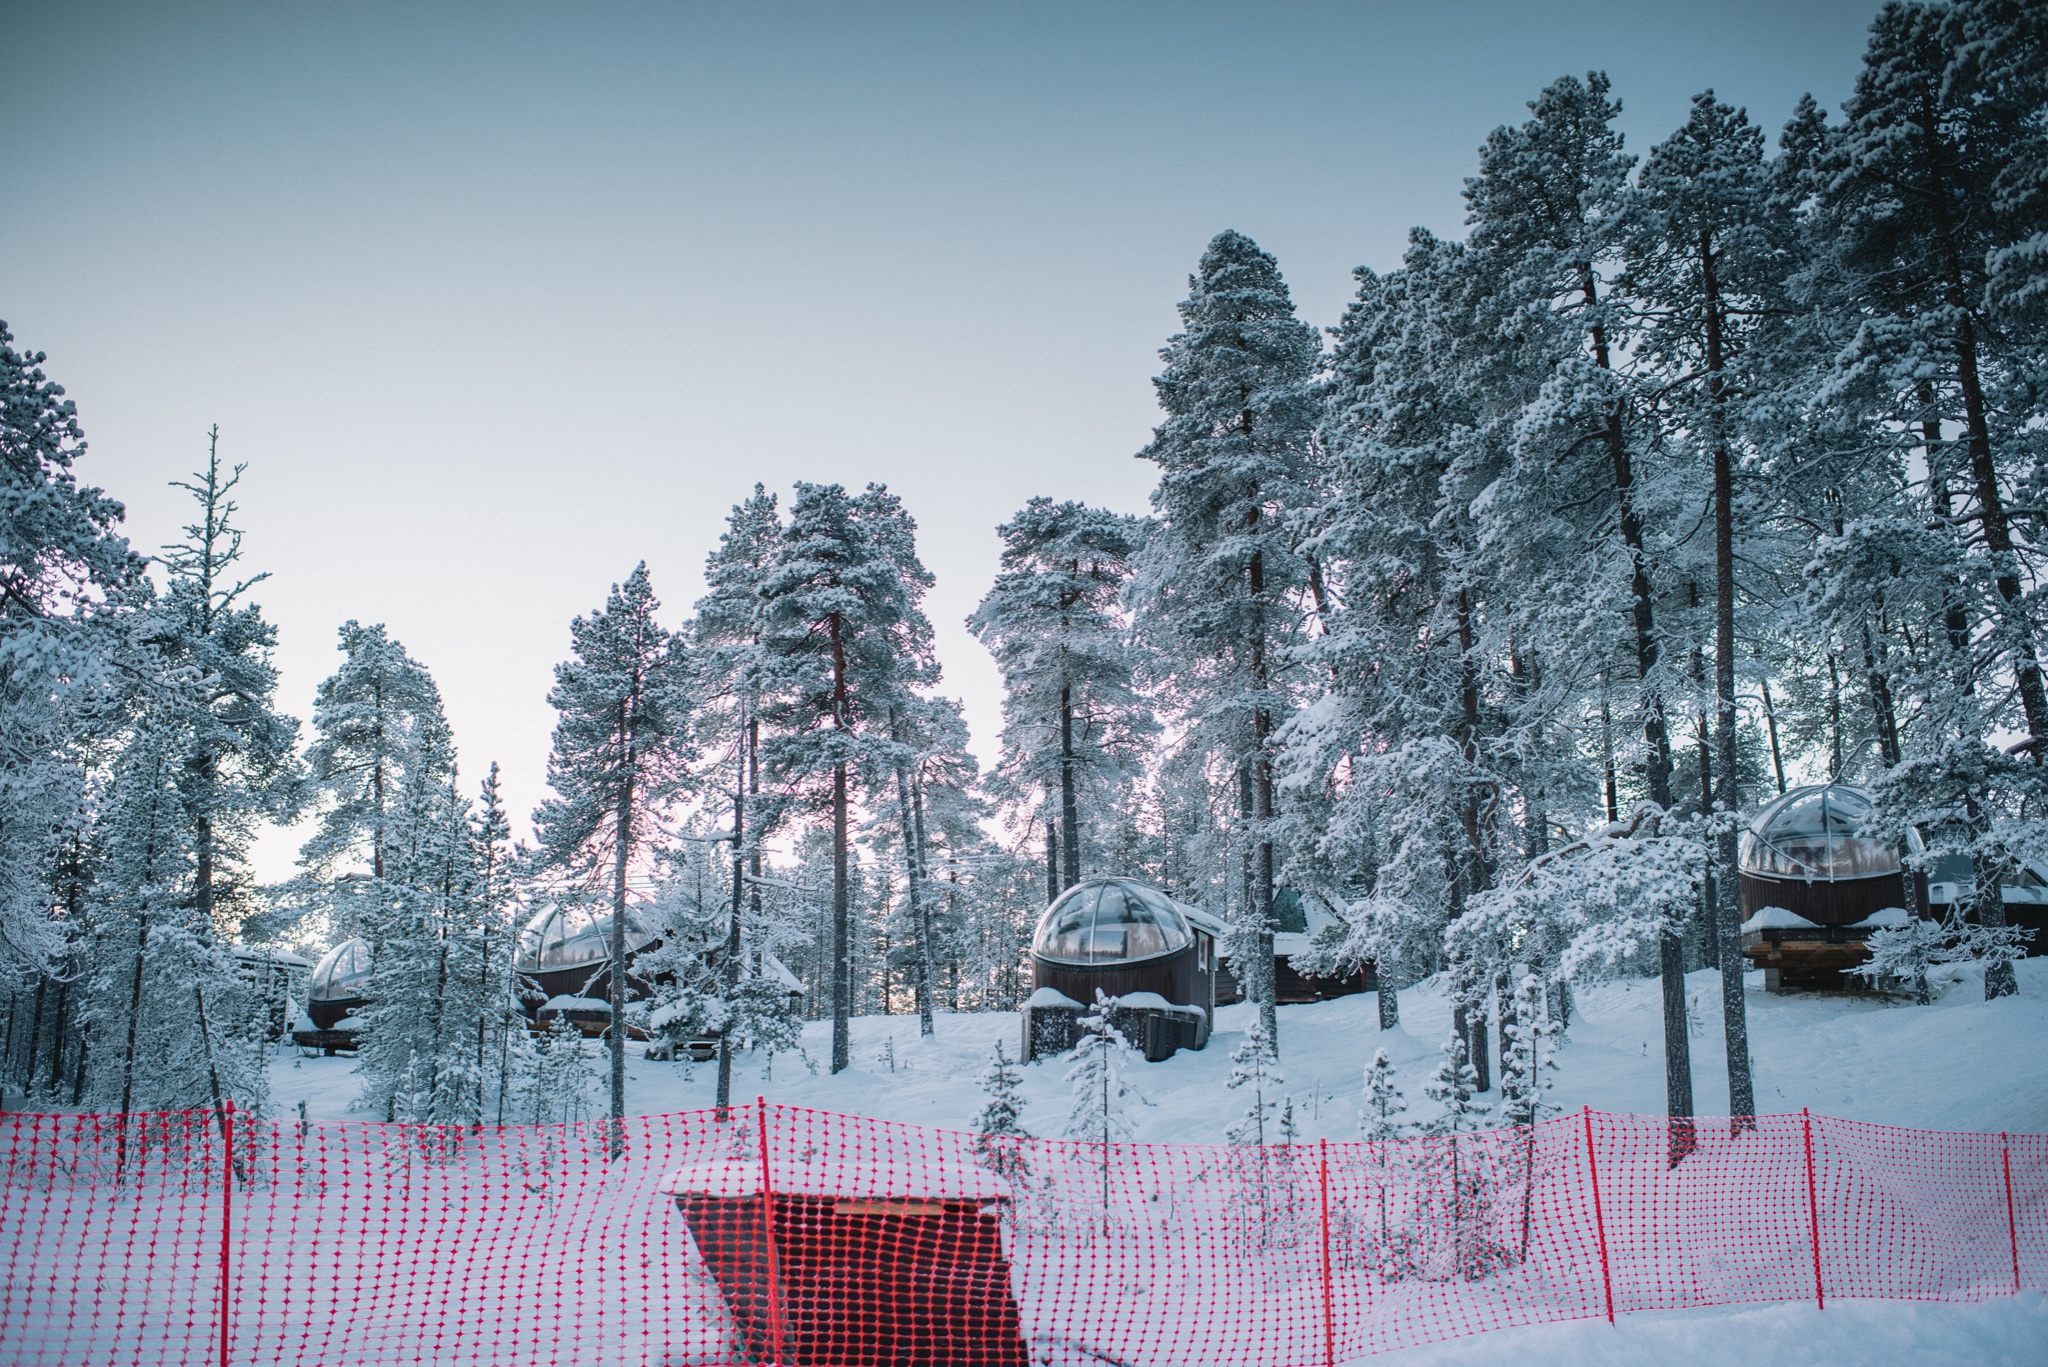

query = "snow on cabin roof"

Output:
[[234, 945, 312, 968], [540, 995, 611, 1014], [660, 1157, 1012, 1203], [1742, 907, 1821, 932], [761, 952, 805, 995]]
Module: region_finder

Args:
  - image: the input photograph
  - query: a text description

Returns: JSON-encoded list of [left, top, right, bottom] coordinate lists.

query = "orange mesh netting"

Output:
[[2, 1102, 2041, 1364]]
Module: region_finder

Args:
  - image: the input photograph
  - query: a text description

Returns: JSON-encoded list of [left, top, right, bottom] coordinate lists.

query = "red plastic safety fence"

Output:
[[2, 1104, 2043, 1366]]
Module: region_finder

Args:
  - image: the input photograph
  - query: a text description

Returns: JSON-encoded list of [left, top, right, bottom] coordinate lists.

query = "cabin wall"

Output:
[[1738, 871, 1906, 927], [1029, 944, 1205, 1011]]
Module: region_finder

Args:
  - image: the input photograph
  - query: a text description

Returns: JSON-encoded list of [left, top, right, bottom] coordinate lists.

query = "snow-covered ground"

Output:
[[270, 958, 2048, 1140], [1375, 1294, 2048, 1367]]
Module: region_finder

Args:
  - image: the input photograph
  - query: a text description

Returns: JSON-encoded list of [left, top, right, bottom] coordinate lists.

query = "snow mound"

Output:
[[1742, 907, 1819, 932]]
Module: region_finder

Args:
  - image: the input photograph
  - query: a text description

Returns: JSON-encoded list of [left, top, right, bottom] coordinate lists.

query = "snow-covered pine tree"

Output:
[[1130, 231, 1319, 1057], [1847, 916, 1952, 1005], [1465, 75, 1697, 1147], [292, 623, 493, 1123], [1225, 1014, 1286, 1146], [968, 499, 1155, 894], [0, 325, 142, 998], [1496, 972, 1558, 1131], [1064, 990, 1146, 1222], [532, 563, 693, 1152], [1420, 1029, 1502, 1280], [299, 622, 445, 894], [148, 429, 303, 939], [1497, 971, 1558, 1260], [82, 707, 265, 1127], [1626, 89, 1793, 1130], [520, 1015, 601, 1124], [82, 433, 298, 1128], [355, 732, 497, 1127], [759, 483, 936, 1073], [693, 486, 783, 1110], [1423, 1030, 1488, 1138], [471, 763, 522, 1124]]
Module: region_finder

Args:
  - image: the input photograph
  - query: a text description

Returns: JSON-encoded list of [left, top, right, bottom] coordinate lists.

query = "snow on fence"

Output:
[[1, 1101, 2042, 1366]]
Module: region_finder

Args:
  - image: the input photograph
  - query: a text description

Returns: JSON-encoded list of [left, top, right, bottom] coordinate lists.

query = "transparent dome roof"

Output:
[[309, 938, 373, 1002], [514, 902, 656, 974], [1739, 784, 1901, 882], [1031, 878, 1194, 966]]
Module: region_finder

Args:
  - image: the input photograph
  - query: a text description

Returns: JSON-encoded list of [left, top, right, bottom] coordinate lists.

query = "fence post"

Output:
[[1317, 1138, 1334, 1367], [1801, 1107, 1823, 1310], [1581, 1107, 1614, 1324], [755, 1096, 786, 1367], [2004, 1133, 2021, 1294], [218, 1098, 234, 1367]]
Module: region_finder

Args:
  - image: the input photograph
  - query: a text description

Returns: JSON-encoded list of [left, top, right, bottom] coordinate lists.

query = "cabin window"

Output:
[[515, 903, 656, 973], [310, 938, 374, 1001]]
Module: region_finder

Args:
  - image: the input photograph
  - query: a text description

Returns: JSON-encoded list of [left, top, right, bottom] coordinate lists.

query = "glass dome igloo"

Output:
[[1031, 878, 1194, 965], [309, 937, 373, 1003], [514, 902, 657, 975], [1739, 784, 1900, 883]]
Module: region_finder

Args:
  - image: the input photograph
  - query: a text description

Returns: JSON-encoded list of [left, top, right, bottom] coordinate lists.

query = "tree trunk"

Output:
[[717, 708, 748, 1115], [1455, 590, 1489, 1090], [1060, 681, 1081, 888], [912, 775, 936, 1032], [1249, 544, 1278, 1054], [1701, 232, 1758, 1129], [1045, 817, 1059, 903], [1922, 112, 2048, 759], [609, 696, 635, 1157], [889, 710, 934, 1038], [1759, 681, 1787, 795], [46, 980, 67, 1096], [1586, 274, 1691, 1161], [1599, 675, 1619, 823], [828, 612, 853, 1072]]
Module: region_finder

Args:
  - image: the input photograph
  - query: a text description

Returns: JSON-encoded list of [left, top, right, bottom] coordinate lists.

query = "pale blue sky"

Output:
[[1, 1, 1882, 873]]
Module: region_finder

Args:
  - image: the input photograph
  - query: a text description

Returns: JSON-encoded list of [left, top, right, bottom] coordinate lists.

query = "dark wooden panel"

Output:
[[681, 1194, 1030, 1367], [305, 996, 366, 1031], [1739, 871, 1906, 927], [1030, 944, 1202, 1008]]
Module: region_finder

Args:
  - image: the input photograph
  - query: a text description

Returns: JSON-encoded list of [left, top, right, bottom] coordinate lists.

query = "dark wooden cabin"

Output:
[[512, 900, 660, 1037], [1022, 878, 1223, 1062], [1925, 852, 2048, 957], [1738, 784, 1906, 991], [1214, 888, 1376, 1006]]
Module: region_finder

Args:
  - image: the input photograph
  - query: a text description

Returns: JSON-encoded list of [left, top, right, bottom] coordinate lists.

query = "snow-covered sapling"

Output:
[[973, 1040, 1032, 1179], [1226, 1014, 1286, 1146], [1063, 991, 1146, 1145], [1360, 1047, 1407, 1143]]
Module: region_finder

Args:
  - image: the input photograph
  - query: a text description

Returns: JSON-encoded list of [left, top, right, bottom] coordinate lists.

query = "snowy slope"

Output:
[[269, 958, 2048, 1140]]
